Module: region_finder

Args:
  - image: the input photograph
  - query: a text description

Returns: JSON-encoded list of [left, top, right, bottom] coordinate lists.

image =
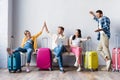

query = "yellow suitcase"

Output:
[[84, 51, 98, 71]]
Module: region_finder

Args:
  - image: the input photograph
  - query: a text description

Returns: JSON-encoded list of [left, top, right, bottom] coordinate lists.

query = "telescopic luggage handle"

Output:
[[41, 37, 49, 48], [86, 39, 92, 51], [114, 34, 119, 70], [10, 35, 14, 49], [114, 34, 119, 48]]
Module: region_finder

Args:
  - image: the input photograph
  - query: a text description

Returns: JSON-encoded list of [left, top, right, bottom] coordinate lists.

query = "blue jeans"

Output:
[[14, 47, 33, 63], [54, 45, 67, 69]]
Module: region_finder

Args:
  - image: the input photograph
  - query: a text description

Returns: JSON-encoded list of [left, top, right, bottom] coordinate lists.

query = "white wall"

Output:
[[0, 0, 13, 68], [12, 0, 120, 65]]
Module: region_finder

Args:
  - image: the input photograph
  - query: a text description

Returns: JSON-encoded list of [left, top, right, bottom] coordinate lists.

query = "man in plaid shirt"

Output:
[[90, 10, 111, 71]]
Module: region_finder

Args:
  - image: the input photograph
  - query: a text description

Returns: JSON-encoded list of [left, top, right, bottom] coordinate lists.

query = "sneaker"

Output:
[[60, 68, 65, 73], [26, 67, 31, 73], [53, 57, 57, 63], [77, 67, 82, 72], [106, 60, 111, 71], [7, 48, 13, 55], [74, 62, 78, 67]]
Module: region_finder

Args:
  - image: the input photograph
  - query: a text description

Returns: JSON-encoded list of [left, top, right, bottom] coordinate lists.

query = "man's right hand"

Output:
[[89, 11, 95, 16]]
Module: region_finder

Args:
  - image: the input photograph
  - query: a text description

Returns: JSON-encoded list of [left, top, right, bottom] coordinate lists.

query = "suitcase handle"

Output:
[[114, 34, 119, 48], [9, 35, 14, 49], [114, 34, 119, 70], [41, 37, 49, 48], [86, 39, 92, 51]]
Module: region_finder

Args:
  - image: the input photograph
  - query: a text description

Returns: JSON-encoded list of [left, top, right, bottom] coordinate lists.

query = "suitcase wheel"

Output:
[[95, 68, 98, 71], [9, 70, 12, 73]]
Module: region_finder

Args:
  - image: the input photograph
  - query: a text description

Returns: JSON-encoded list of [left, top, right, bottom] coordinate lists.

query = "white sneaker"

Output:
[[60, 68, 65, 73], [53, 57, 57, 63], [26, 67, 30, 73], [74, 62, 78, 67], [77, 67, 82, 72], [106, 60, 111, 71]]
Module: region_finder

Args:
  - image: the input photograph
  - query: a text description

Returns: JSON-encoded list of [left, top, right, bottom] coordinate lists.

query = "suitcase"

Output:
[[8, 52, 21, 73], [112, 35, 120, 72], [84, 40, 98, 71], [84, 51, 98, 71], [36, 37, 52, 71], [7, 36, 22, 73], [36, 48, 52, 70], [112, 48, 120, 71]]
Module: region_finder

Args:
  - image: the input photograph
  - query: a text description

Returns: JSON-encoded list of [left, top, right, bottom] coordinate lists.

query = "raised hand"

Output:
[[44, 21, 47, 27], [40, 21, 46, 32], [44, 21, 49, 33], [89, 11, 95, 16]]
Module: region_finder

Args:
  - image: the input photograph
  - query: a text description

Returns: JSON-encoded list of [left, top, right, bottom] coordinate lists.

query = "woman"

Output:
[[69, 29, 91, 72], [7, 23, 45, 72]]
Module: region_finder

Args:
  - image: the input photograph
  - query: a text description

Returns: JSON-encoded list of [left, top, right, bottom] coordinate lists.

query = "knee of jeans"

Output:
[[27, 49, 33, 54], [16, 47, 22, 50]]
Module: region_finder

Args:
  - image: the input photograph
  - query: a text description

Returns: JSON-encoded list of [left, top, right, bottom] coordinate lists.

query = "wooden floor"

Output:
[[0, 66, 120, 80]]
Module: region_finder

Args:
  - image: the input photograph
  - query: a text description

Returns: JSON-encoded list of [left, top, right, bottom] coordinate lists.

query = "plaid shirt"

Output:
[[94, 16, 111, 40]]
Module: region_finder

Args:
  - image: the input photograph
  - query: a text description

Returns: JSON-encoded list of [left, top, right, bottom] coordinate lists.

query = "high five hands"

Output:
[[43, 21, 49, 33]]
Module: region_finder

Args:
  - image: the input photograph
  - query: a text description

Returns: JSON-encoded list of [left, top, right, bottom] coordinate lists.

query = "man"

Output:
[[7, 23, 45, 72], [89, 10, 111, 71], [44, 22, 68, 73]]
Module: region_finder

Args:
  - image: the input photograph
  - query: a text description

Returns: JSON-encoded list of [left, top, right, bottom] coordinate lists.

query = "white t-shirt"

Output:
[[48, 32, 68, 49], [98, 17, 104, 34], [70, 35, 82, 47]]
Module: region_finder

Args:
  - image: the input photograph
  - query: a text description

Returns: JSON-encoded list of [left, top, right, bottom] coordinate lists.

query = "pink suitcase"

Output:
[[112, 35, 120, 72], [36, 48, 52, 70], [112, 48, 120, 71]]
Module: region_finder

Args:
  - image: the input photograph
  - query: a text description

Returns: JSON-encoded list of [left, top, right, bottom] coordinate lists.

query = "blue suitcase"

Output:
[[8, 52, 22, 73]]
